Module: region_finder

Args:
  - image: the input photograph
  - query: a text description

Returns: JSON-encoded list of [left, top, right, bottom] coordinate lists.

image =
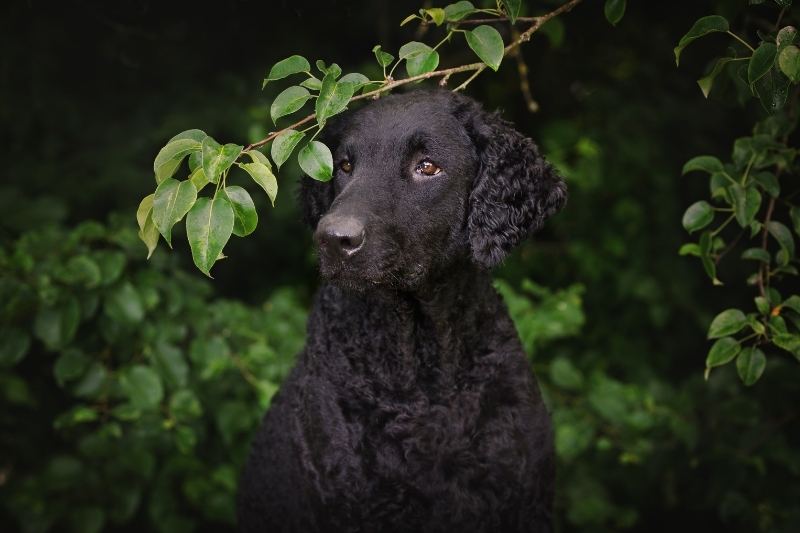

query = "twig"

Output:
[[715, 229, 746, 265], [758, 197, 776, 298], [244, 0, 583, 152], [511, 26, 539, 112], [456, 16, 539, 25]]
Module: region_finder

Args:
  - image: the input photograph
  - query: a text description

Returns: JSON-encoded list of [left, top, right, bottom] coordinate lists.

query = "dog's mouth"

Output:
[[317, 249, 412, 289]]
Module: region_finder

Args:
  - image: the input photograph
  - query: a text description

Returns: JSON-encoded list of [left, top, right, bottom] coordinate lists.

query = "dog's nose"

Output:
[[315, 215, 365, 257]]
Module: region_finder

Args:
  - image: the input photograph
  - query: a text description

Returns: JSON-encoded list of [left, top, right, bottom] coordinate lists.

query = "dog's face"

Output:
[[300, 90, 566, 291]]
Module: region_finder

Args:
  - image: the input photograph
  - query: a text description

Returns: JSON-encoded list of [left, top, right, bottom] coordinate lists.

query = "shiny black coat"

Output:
[[238, 90, 566, 533]]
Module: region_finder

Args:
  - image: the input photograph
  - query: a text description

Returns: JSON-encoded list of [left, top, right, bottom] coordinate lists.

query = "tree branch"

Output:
[[244, 0, 583, 152], [758, 196, 776, 298]]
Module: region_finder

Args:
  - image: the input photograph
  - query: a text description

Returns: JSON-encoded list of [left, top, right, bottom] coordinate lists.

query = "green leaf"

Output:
[[316, 61, 342, 79], [53, 349, 90, 386], [271, 129, 306, 170], [773, 333, 800, 354], [119, 365, 163, 410], [708, 308, 748, 339], [736, 347, 766, 386], [782, 294, 800, 313], [682, 155, 724, 174], [777, 25, 798, 52], [706, 337, 741, 369], [679, 243, 701, 256], [769, 314, 788, 335], [699, 231, 721, 284], [95, 251, 126, 285], [400, 13, 419, 26], [189, 167, 210, 192], [300, 76, 323, 91], [604, 0, 626, 26], [731, 185, 761, 228], [136, 194, 154, 231], [372, 45, 395, 68], [549, 357, 584, 390], [136, 194, 159, 259], [298, 141, 333, 182], [749, 42, 778, 85], [464, 26, 504, 71], [152, 342, 189, 389], [424, 7, 446, 25], [778, 45, 800, 82], [316, 74, 356, 127], [501, 0, 521, 23], [225, 186, 258, 237], [698, 57, 737, 98], [168, 128, 207, 144], [753, 170, 780, 197], [339, 72, 371, 90], [152, 178, 197, 247], [60, 255, 102, 288], [0, 326, 30, 368], [54, 405, 99, 429], [674, 16, 730, 66], [741, 247, 771, 262], [111, 403, 140, 421], [153, 138, 200, 184], [244, 148, 271, 168], [188, 150, 203, 173], [174, 425, 197, 454], [104, 282, 144, 323], [240, 161, 278, 207], [399, 41, 440, 76], [34, 298, 80, 350], [790, 206, 800, 236], [186, 194, 235, 277], [754, 67, 791, 113], [138, 212, 159, 260], [767, 221, 795, 257], [755, 296, 770, 315], [444, 1, 475, 21], [262, 55, 311, 88], [201, 137, 242, 184], [682, 201, 714, 233], [170, 389, 203, 421], [270, 86, 312, 123]]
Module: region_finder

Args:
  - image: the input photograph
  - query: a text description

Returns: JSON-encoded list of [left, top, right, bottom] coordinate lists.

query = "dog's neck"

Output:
[[307, 261, 516, 401]]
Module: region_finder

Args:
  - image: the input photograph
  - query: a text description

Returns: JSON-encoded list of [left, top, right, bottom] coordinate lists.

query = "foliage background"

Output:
[[1, 0, 799, 531]]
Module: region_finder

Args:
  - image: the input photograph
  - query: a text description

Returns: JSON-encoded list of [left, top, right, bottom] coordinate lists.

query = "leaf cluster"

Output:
[[677, 1, 800, 384]]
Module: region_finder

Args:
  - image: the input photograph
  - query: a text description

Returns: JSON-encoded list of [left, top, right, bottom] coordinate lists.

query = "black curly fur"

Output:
[[239, 90, 565, 532]]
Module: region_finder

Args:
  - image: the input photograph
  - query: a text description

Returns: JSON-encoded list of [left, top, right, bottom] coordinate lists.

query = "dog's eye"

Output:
[[415, 159, 441, 177], [339, 160, 353, 173]]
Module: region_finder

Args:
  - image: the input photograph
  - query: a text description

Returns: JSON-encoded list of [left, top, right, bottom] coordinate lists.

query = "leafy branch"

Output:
[[246, 0, 583, 151], [137, 0, 622, 278], [676, 3, 800, 386]]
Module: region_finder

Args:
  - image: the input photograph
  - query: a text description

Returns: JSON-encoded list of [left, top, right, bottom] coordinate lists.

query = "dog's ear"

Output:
[[297, 117, 349, 228], [458, 97, 567, 268]]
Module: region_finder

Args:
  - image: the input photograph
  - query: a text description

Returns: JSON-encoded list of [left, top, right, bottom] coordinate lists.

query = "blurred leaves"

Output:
[[0, 219, 306, 530]]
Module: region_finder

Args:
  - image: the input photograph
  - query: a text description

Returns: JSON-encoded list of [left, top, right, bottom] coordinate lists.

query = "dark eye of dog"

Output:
[[339, 160, 353, 173], [415, 159, 441, 177]]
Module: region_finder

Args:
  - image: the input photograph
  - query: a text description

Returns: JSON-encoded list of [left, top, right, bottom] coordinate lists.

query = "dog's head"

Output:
[[300, 90, 566, 290]]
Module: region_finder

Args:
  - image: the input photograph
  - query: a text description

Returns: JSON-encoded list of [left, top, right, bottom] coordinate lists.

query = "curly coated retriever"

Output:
[[238, 89, 566, 533]]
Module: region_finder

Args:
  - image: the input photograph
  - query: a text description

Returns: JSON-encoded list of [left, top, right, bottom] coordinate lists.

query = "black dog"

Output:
[[238, 89, 566, 532]]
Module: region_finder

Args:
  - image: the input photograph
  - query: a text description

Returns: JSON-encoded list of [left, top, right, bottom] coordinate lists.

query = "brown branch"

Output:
[[511, 26, 539, 113], [244, 0, 582, 152], [456, 16, 539, 25], [758, 196, 777, 298]]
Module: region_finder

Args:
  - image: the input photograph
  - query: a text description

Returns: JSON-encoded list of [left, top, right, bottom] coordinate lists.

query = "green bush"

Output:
[[0, 218, 306, 532]]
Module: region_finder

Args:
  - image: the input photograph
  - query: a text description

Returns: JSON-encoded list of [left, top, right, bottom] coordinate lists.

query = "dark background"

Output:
[[2, 0, 799, 531]]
